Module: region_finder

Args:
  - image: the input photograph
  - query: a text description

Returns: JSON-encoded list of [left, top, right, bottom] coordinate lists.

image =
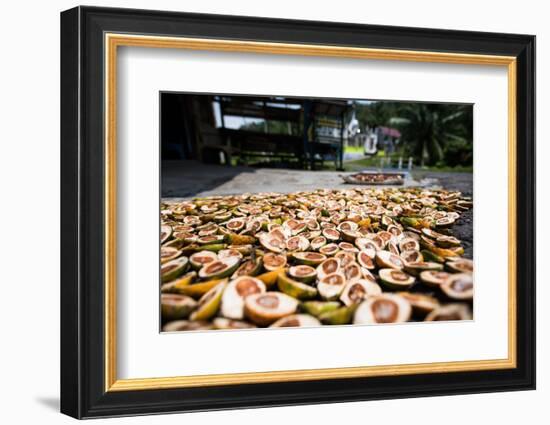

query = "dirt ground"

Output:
[[162, 161, 473, 259]]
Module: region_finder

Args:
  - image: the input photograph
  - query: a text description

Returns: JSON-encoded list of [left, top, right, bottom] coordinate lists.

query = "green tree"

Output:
[[389, 103, 472, 167]]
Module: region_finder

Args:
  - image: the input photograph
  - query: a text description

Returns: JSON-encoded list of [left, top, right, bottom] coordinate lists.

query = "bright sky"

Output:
[[212, 98, 374, 128]]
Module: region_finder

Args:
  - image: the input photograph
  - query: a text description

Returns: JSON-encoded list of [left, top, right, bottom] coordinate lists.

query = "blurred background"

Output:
[[161, 93, 472, 169]]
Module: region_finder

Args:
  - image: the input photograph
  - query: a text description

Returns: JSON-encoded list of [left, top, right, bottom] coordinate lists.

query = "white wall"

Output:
[[0, 0, 545, 423]]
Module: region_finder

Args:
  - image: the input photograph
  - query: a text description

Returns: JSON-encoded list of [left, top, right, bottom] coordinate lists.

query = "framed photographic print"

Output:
[[60, 6, 536, 419]]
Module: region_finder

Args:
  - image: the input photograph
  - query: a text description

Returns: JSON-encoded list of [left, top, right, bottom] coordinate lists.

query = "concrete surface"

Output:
[[162, 160, 432, 198]]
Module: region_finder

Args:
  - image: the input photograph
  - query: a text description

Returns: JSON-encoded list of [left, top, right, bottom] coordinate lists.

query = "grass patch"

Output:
[[343, 146, 364, 154], [341, 157, 472, 173]]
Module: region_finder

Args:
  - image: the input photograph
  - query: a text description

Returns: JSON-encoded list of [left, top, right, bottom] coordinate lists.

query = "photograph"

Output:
[[159, 93, 474, 331], [58, 5, 535, 418]]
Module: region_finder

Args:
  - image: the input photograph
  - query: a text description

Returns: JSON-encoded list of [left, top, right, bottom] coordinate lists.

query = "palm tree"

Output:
[[389, 103, 471, 167]]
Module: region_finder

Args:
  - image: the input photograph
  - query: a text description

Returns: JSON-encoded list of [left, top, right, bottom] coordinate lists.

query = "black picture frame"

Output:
[[61, 5, 536, 419]]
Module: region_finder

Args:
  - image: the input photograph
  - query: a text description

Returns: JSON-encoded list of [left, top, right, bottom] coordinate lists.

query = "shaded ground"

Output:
[[162, 161, 473, 259]]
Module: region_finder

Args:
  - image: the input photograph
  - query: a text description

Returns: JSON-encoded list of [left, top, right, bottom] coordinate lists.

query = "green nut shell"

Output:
[[318, 305, 356, 325], [277, 271, 318, 300], [161, 294, 197, 320], [190, 281, 227, 321], [161, 257, 189, 283], [300, 301, 342, 317]]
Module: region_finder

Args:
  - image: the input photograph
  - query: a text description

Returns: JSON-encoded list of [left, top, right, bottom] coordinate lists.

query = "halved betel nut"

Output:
[[355, 237, 379, 252], [262, 252, 287, 271], [435, 216, 455, 227], [446, 258, 474, 274], [400, 249, 423, 264], [337, 221, 358, 233], [160, 246, 182, 264], [318, 243, 339, 256], [162, 238, 186, 250], [270, 314, 321, 328], [343, 262, 362, 282], [286, 235, 310, 251], [277, 271, 318, 300], [283, 219, 308, 236], [340, 229, 360, 242], [226, 217, 246, 232], [317, 272, 347, 300], [197, 234, 225, 245], [322, 227, 341, 242], [338, 241, 358, 252], [232, 257, 263, 278], [375, 250, 404, 270], [340, 279, 382, 306], [292, 251, 327, 266], [425, 303, 472, 321], [316, 257, 340, 280], [183, 215, 201, 226], [213, 317, 256, 330], [218, 248, 245, 260], [244, 292, 299, 326], [190, 281, 227, 321], [402, 229, 421, 240], [357, 249, 376, 270], [189, 250, 217, 270], [259, 231, 286, 253], [387, 241, 399, 255], [377, 230, 393, 246], [378, 268, 415, 290], [441, 273, 474, 300], [288, 265, 317, 283], [310, 236, 327, 250], [198, 256, 240, 280], [334, 251, 356, 267], [435, 235, 461, 248], [419, 270, 452, 287], [381, 215, 395, 228], [161, 293, 197, 320], [300, 300, 341, 317], [305, 218, 320, 231], [221, 276, 266, 320], [364, 234, 385, 250], [403, 261, 443, 276], [421, 228, 445, 239], [197, 222, 218, 235], [174, 278, 228, 299], [361, 267, 378, 283], [160, 225, 172, 244], [399, 237, 420, 252], [398, 292, 439, 316], [161, 271, 196, 293], [386, 224, 403, 239], [269, 226, 289, 241], [161, 257, 189, 283], [162, 320, 213, 332], [299, 230, 321, 240], [354, 294, 412, 324]]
